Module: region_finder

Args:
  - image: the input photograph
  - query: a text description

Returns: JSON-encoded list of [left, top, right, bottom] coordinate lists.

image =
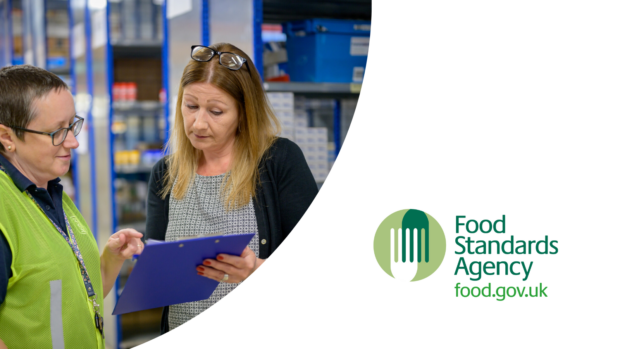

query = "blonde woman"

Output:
[[146, 43, 318, 332]]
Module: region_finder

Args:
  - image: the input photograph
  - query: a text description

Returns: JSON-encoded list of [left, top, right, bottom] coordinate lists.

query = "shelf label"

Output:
[[350, 83, 362, 93], [352, 67, 364, 84], [350, 37, 370, 56]]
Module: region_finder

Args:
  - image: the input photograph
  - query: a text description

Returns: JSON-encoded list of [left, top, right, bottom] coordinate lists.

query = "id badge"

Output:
[[95, 312, 105, 339]]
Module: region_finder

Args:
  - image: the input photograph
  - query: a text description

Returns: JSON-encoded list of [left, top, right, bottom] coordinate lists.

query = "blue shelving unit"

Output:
[[0, 0, 12, 67], [0, 1, 365, 348], [21, 0, 46, 67], [108, 2, 168, 348]]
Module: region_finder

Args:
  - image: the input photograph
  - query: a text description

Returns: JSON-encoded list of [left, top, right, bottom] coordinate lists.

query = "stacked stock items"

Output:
[[267, 92, 295, 140], [114, 178, 148, 226], [296, 97, 338, 173], [284, 19, 371, 83], [114, 58, 162, 101], [295, 127, 329, 182], [46, 9, 70, 72], [138, 0, 155, 41], [11, 7, 23, 65], [267, 93, 330, 182], [294, 109, 309, 130], [262, 25, 288, 82], [110, 0, 163, 43], [121, 0, 138, 41], [113, 82, 138, 103], [114, 150, 141, 170]]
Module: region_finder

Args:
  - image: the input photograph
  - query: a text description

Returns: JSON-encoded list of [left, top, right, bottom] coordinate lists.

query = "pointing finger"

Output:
[[116, 229, 143, 239]]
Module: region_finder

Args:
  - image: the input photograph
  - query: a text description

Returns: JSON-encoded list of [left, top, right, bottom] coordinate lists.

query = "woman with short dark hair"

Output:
[[0, 65, 143, 348]]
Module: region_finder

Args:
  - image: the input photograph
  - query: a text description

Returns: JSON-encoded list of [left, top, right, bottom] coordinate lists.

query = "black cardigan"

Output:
[[145, 137, 318, 332]]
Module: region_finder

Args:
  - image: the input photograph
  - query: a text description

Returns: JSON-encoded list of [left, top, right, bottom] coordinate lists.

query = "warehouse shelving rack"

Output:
[[67, 1, 168, 347], [2, 1, 369, 348], [263, 82, 363, 156], [0, 0, 11, 67]]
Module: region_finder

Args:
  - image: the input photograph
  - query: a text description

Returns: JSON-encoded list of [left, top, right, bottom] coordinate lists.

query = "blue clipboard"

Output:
[[112, 233, 255, 315]]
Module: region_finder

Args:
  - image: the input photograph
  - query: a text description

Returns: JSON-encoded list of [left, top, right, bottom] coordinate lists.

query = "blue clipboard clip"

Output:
[[132, 236, 215, 260]]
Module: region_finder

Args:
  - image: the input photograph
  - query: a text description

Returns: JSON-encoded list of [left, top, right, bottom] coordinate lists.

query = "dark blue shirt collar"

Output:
[[0, 154, 60, 192]]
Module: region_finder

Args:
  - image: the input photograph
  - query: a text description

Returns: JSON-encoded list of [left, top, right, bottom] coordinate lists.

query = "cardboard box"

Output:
[[294, 110, 308, 128], [315, 127, 328, 143], [275, 110, 294, 128], [294, 128, 308, 144], [314, 169, 329, 182], [267, 92, 294, 110], [280, 127, 294, 140]]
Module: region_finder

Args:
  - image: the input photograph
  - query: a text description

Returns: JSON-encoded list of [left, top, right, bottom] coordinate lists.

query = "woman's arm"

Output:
[[146, 158, 169, 241], [275, 139, 319, 237], [100, 229, 143, 297], [99, 159, 169, 297], [199, 139, 318, 283]]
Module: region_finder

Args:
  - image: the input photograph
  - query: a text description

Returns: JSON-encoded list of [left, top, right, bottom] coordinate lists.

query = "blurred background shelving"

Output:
[[109, 3, 166, 346], [0, 0, 371, 348]]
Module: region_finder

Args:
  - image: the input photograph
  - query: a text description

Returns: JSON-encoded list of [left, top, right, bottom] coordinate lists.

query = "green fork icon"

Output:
[[389, 210, 430, 281], [404, 209, 430, 263]]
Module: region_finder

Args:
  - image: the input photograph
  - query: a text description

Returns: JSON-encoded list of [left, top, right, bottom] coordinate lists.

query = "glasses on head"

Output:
[[190, 45, 251, 75], [9, 116, 84, 146]]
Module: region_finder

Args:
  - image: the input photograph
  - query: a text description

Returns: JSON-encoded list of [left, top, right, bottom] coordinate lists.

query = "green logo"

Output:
[[374, 209, 446, 282]]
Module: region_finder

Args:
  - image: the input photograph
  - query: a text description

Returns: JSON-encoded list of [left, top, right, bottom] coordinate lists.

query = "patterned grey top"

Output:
[[165, 173, 259, 330]]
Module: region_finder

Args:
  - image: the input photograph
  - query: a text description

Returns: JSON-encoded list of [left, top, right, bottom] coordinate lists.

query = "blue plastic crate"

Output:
[[284, 19, 371, 83]]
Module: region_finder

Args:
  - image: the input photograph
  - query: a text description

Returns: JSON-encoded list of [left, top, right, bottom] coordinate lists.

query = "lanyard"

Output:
[[0, 165, 104, 336]]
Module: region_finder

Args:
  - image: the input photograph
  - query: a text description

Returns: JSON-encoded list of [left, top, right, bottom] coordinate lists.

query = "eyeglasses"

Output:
[[190, 45, 251, 75], [9, 116, 84, 146]]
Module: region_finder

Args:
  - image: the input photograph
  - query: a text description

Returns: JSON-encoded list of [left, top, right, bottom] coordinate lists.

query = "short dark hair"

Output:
[[0, 65, 69, 152]]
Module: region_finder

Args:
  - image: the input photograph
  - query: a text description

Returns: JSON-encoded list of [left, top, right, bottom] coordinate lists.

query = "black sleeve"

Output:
[[0, 229, 12, 305], [275, 139, 319, 238], [145, 158, 170, 241]]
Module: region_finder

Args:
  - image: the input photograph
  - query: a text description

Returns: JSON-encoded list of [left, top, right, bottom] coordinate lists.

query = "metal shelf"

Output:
[[263, 82, 362, 98], [117, 220, 147, 234], [49, 68, 71, 76], [111, 39, 162, 47], [263, 0, 371, 23], [113, 101, 164, 110], [111, 42, 162, 59], [115, 164, 154, 174], [112, 101, 164, 116]]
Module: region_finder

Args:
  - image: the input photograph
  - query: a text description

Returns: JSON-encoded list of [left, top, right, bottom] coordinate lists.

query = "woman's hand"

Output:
[[197, 246, 264, 283], [100, 229, 144, 297], [103, 229, 144, 261]]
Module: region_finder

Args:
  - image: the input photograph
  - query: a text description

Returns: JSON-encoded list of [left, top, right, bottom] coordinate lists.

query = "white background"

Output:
[[143, 1, 620, 347]]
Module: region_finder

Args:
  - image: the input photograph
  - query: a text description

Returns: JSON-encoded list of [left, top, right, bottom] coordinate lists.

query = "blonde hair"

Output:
[[162, 43, 281, 209]]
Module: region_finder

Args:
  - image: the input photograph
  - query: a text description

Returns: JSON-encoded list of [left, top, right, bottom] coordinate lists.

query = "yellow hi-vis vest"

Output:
[[0, 171, 104, 349]]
